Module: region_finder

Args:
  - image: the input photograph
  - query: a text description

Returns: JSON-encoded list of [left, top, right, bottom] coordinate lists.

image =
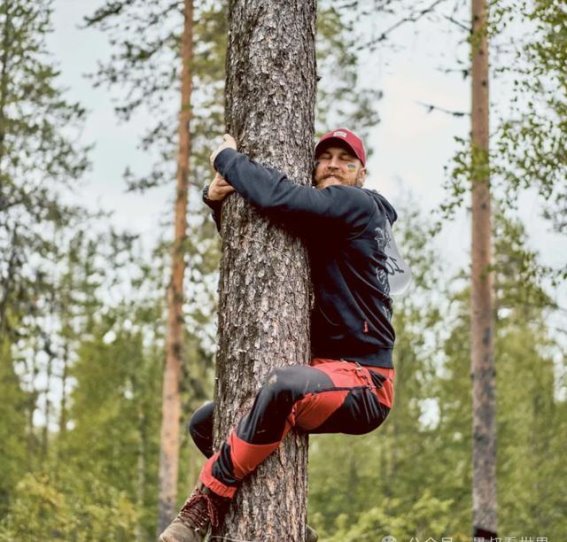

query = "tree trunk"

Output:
[[213, 1, 316, 540], [58, 342, 69, 437], [470, 0, 497, 538], [42, 338, 54, 460], [157, 0, 194, 533], [136, 407, 146, 542]]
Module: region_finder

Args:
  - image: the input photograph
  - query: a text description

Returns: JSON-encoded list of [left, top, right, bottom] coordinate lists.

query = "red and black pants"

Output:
[[190, 358, 394, 499]]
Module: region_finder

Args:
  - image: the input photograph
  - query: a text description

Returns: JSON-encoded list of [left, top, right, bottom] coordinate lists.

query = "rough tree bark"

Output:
[[212, 1, 317, 540], [470, 0, 497, 538], [157, 0, 194, 533]]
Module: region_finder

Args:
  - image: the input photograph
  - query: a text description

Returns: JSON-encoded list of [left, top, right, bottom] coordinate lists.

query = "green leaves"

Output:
[[328, 492, 456, 542], [0, 0, 90, 338], [485, 1, 565, 230], [0, 472, 138, 541]]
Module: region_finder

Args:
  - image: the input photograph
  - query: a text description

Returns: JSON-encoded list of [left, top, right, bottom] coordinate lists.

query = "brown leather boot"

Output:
[[159, 485, 228, 542]]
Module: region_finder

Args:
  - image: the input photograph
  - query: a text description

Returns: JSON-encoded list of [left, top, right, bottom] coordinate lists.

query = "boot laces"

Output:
[[177, 488, 220, 532]]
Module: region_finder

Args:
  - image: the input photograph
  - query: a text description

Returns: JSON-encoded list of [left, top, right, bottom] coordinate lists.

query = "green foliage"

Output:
[[496, 319, 567, 537], [492, 215, 567, 537], [0, 472, 137, 541], [493, 211, 555, 314], [493, 0, 566, 231], [0, 0, 90, 522], [60, 317, 163, 539], [442, 0, 566, 238], [1, 220, 169, 537], [0, 336, 28, 517], [327, 491, 458, 542], [0, 0, 89, 335]]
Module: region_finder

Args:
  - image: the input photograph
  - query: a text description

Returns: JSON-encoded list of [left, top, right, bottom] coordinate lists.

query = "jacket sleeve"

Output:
[[213, 148, 374, 228]]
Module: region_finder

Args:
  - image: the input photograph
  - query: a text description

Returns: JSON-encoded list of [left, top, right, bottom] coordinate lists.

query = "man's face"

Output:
[[313, 145, 366, 189]]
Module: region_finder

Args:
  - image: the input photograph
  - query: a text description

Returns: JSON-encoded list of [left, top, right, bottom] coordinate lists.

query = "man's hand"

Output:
[[210, 134, 237, 167], [207, 172, 235, 202]]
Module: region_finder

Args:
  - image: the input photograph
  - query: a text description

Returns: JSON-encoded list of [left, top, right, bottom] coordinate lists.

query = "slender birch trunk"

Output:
[[157, 0, 194, 532], [212, 1, 317, 540], [471, 0, 497, 538]]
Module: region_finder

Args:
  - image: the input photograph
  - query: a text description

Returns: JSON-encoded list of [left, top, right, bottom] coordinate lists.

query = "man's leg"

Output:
[[200, 359, 393, 498], [162, 367, 329, 542], [188, 361, 394, 459], [188, 401, 215, 458], [298, 358, 394, 435], [161, 359, 394, 541], [186, 399, 320, 542], [199, 364, 335, 497]]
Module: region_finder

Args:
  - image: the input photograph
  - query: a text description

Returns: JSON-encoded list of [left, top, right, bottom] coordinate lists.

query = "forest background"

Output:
[[0, 0, 565, 541]]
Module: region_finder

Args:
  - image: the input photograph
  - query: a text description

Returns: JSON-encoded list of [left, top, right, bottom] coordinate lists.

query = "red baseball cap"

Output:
[[315, 128, 366, 166]]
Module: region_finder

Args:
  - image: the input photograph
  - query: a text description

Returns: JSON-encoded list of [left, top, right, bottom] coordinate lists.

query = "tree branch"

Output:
[[416, 100, 468, 117], [442, 14, 469, 31], [357, 0, 450, 51]]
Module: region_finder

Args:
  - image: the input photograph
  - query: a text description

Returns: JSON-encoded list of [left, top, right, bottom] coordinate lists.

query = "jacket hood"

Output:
[[363, 189, 398, 225]]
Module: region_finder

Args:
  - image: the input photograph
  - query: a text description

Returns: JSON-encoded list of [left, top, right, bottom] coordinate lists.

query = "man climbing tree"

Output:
[[159, 127, 402, 542], [159, 2, 405, 541]]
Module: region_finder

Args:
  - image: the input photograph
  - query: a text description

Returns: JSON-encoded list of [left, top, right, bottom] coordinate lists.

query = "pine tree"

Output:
[[157, 0, 195, 530], [211, 1, 316, 539], [470, 0, 496, 537], [0, 0, 88, 499], [0, 0, 88, 333]]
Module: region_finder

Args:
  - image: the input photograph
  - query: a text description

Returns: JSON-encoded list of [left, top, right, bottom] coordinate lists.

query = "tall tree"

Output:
[[213, 1, 316, 539], [51, 229, 168, 540], [157, 0, 195, 532], [0, 0, 88, 500], [0, 0, 88, 331], [470, 0, 497, 538]]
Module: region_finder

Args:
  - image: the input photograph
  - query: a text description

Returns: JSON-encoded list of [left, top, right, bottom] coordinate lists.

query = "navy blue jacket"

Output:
[[208, 148, 398, 368]]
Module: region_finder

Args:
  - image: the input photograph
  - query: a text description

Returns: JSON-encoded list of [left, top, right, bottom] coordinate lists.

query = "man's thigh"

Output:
[[293, 359, 390, 435]]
